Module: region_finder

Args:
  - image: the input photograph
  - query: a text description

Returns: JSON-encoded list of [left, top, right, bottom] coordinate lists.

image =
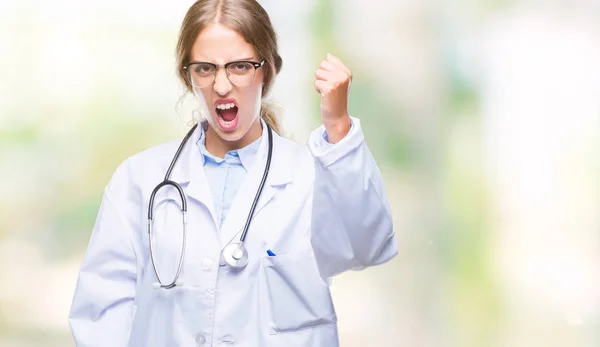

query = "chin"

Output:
[[207, 117, 244, 140], [216, 128, 246, 143]]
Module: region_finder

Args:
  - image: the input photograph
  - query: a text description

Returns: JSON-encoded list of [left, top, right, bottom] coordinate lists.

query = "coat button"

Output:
[[220, 335, 235, 344], [202, 258, 213, 271], [195, 333, 206, 345]]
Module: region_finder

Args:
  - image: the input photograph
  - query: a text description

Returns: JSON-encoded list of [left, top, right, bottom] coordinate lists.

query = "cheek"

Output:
[[238, 83, 263, 116], [192, 87, 213, 116], [196, 88, 211, 103], [247, 68, 265, 100]]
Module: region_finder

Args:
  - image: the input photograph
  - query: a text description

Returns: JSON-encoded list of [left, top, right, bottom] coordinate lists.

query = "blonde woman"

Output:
[[69, 1, 397, 346]]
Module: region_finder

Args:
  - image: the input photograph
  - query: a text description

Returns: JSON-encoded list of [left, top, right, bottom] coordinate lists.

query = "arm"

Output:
[[69, 163, 138, 347], [309, 54, 397, 279], [307, 117, 398, 279]]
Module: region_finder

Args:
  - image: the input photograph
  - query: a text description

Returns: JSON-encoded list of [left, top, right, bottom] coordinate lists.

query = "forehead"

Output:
[[191, 23, 256, 63]]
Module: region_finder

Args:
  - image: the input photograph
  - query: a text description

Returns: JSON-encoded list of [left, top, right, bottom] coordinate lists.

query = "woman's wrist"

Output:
[[323, 114, 352, 144]]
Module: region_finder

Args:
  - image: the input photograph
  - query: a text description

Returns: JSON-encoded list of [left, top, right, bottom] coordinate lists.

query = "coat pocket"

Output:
[[129, 284, 204, 347], [260, 250, 337, 335]]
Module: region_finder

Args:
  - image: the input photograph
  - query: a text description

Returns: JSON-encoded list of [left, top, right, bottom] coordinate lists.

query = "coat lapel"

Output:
[[218, 122, 293, 247], [168, 122, 218, 229], [158, 120, 296, 248]]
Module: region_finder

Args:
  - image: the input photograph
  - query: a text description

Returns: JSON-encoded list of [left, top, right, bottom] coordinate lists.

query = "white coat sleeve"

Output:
[[307, 117, 398, 279], [69, 163, 138, 347]]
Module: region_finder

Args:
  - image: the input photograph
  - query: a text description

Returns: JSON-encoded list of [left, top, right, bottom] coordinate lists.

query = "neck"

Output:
[[205, 119, 262, 158]]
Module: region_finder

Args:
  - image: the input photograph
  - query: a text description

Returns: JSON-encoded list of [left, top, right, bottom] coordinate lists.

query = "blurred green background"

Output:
[[1, 0, 598, 346]]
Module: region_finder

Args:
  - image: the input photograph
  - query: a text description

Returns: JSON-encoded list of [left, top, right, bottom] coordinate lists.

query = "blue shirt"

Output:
[[196, 123, 262, 229]]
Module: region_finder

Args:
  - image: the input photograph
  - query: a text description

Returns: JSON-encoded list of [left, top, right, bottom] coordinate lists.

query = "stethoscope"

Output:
[[147, 122, 273, 289]]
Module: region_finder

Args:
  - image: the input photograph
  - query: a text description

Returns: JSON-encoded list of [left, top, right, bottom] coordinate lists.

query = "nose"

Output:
[[213, 68, 232, 96]]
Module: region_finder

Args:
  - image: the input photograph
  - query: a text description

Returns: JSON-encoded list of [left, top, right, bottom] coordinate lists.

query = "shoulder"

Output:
[[269, 132, 316, 190], [127, 139, 183, 170], [273, 132, 314, 167], [106, 137, 185, 192]]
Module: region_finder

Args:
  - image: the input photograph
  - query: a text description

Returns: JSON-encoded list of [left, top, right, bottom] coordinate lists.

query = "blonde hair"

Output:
[[176, 0, 283, 134]]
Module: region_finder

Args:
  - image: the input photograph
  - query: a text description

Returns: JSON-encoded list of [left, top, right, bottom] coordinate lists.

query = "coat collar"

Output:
[[196, 121, 262, 171], [170, 119, 293, 187], [163, 119, 295, 243]]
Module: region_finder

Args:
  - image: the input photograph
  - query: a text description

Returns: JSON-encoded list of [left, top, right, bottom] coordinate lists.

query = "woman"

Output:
[[69, 0, 397, 346]]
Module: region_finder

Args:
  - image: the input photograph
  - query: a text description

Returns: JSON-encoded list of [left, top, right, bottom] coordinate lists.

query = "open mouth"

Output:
[[215, 102, 239, 131]]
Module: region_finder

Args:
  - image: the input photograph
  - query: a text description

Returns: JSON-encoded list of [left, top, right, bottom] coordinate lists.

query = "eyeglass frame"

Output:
[[182, 60, 265, 88]]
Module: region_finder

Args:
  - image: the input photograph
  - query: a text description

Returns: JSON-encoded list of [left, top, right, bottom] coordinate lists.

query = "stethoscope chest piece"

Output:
[[222, 242, 249, 268]]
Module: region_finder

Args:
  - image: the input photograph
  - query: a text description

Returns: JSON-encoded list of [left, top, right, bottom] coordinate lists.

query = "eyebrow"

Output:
[[190, 57, 257, 64]]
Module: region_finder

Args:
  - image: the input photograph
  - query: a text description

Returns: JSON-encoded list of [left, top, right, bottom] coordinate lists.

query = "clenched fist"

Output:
[[315, 53, 352, 143]]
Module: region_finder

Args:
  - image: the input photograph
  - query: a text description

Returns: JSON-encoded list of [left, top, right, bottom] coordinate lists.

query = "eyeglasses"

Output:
[[183, 60, 264, 88]]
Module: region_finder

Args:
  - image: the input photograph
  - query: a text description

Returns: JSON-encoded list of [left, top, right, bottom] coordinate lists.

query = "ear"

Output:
[[275, 55, 282, 73]]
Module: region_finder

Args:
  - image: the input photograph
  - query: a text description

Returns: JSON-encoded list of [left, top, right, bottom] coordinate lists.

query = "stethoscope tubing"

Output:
[[238, 122, 273, 246], [147, 122, 272, 289]]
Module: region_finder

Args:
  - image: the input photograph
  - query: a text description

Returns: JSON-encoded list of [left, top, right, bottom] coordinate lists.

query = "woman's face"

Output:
[[189, 23, 264, 146]]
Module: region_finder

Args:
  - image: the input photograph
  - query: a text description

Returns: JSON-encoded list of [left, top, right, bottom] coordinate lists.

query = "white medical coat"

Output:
[[69, 117, 398, 347]]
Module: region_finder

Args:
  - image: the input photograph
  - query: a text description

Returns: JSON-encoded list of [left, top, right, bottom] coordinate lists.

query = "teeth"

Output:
[[219, 117, 236, 127], [216, 102, 235, 110]]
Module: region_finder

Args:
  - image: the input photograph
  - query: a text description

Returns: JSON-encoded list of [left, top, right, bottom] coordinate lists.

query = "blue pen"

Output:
[[266, 249, 276, 256]]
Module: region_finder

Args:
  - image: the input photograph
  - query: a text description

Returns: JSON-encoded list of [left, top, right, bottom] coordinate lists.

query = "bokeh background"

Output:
[[1, 0, 599, 346]]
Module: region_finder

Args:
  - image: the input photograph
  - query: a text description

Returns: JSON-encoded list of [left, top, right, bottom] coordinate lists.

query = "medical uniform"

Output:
[[69, 116, 398, 347]]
